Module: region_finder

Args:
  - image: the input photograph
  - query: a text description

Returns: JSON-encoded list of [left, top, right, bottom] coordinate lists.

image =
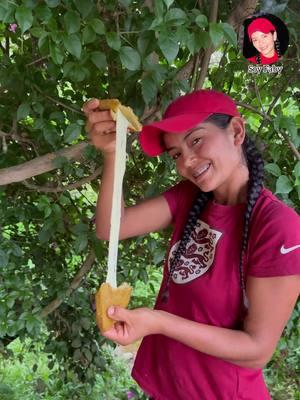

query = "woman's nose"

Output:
[[183, 152, 197, 168]]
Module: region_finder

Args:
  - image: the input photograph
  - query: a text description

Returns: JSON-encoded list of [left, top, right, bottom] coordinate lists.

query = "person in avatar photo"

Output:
[[242, 14, 289, 65]]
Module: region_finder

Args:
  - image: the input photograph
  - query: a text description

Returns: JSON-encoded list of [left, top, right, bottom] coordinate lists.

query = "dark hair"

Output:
[[161, 114, 264, 308]]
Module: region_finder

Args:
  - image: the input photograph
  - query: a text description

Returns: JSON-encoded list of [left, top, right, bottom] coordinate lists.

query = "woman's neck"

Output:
[[213, 165, 249, 205]]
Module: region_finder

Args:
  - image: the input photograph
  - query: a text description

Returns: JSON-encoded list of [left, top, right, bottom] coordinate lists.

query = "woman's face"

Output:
[[251, 31, 276, 57], [163, 119, 246, 196]]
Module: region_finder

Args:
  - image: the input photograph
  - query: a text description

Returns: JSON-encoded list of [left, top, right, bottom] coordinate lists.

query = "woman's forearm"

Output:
[[156, 310, 269, 369]]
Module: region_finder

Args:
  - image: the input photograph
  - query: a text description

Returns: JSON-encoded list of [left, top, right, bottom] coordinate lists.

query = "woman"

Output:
[[246, 17, 280, 65], [83, 90, 300, 399]]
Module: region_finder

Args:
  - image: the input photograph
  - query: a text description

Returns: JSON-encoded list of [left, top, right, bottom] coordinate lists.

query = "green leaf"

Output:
[[64, 123, 82, 143], [52, 156, 68, 169], [30, 27, 45, 38], [265, 163, 281, 177], [17, 102, 31, 121], [83, 348, 93, 362], [49, 42, 64, 65], [119, 46, 141, 71], [11, 243, 23, 257], [90, 19, 105, 35], [141, 73, 157, 104], [74, 235, 88, 252], [71, 338, 81, 348], [195, 14, 208, 28], [275, 175, 293, 194], [0, 4, 14, 23], [154, 0, 165, 17], [35, 5, 52, 22], [294, 161, 300, 179], [15, 6, 33, 34], [277, 116, 299, 147], [163, 0, 174, 8], [138, 31, 155, 56], [64, 10, 81, 34], [220, 22, 237, 47], [38, 33, 49, 52], [165, 8, 187, 25], [106, 32, 121, 51], [74, 0, 94, 17], [83, 25, 96, 44], [0, 249, 9, 268], [91, 51, 107, 69], [209, 22, 224, 47], [158, 30, 179, 63], [38, 224, 53, 243], [63, 34, 82, 59], [45, 0, 60, 7]]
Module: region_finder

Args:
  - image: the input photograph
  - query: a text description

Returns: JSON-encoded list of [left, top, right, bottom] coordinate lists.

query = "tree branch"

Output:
[[26, 56, 48, 67], [0, 142, 88, 185], [195, 0, 219, 90], [41, 250, 96, 318], [22, 166, 102, 193], [176, 0, 258, 85], [236, 101, 300, 161], [33, 85, 83, 115], [227, 0, 258, 31]]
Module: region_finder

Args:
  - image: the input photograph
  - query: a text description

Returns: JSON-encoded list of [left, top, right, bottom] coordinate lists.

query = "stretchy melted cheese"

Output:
[[95, 101, 141, 333]]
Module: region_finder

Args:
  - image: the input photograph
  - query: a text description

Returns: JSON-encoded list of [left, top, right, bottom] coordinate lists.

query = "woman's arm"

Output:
[[97, 150, 172, 240], [83, 99, 173, 240], [103, 275, 300, 369]]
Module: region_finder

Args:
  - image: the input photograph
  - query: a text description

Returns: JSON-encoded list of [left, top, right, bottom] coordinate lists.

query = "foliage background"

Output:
[[0, 0, 299, 398]]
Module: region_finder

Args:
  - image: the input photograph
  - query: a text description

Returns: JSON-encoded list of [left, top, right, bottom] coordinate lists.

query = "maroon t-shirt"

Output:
[[132, 180, 300, 400]]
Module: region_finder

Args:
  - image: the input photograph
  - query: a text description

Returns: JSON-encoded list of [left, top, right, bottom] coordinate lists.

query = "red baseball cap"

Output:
[[247, 17, 276, 40], [139, 89, 240, 157]]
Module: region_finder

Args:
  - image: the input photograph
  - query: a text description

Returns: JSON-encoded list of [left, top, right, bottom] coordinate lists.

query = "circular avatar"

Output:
[[242, 14, 289, 65]]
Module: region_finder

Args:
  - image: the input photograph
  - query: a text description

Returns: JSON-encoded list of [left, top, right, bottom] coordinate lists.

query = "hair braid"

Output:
[[256, 53, 262, 64], [274, 39, 281, 57], [239, 135, 264, 308], [161, 191, 212, 302]]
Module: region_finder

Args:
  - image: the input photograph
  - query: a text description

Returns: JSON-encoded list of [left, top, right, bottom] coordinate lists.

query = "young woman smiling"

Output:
[[246, 17, 281, 65], [83, 90, 300, 400]]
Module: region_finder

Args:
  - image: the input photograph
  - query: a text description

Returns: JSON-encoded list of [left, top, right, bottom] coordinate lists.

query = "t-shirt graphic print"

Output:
[[168, 219, 222, 284]]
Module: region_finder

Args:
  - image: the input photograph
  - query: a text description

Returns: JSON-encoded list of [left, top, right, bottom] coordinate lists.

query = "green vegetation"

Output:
[[0, 0, 299, 398]]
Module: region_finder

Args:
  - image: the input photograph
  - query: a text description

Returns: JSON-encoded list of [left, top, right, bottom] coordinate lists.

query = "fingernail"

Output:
[[108, 306, 115, 316]]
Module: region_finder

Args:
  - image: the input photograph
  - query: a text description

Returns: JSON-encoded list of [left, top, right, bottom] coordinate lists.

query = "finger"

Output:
[[88, 110, 113, 125], [82, 98, 100, 115], [114, 321, 124, 337], [107, 306, 128, 322], [92, 122, 116, 136]]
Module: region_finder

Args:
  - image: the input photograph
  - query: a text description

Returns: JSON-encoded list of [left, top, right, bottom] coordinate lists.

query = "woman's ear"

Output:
[[230, 117, 246, 145], [273, 31, 277, 41]]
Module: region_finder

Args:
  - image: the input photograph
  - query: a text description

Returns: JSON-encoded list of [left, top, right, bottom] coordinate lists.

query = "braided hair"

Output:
[[161, 114, 265, 309]]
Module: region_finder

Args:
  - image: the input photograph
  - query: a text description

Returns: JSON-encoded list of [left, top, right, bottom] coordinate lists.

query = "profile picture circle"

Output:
[[242, 13, 289, 65]]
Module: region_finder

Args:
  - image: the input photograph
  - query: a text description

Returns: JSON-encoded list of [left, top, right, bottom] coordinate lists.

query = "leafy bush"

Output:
[[0, 0, 299, 394]]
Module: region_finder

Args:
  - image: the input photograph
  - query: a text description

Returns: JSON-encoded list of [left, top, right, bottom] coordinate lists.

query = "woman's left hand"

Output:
[[102, 306, 162, 346]]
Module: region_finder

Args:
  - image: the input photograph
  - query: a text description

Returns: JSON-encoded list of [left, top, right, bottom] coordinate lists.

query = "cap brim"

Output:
[[139, 113, 212, 157]]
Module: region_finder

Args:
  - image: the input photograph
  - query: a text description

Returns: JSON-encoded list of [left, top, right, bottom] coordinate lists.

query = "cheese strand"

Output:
[[106, 110, 129, 287]]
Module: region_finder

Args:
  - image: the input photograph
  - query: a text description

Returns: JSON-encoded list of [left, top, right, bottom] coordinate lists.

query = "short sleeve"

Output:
[[163, 180, 198, 224], [247, 200, 300, 277]]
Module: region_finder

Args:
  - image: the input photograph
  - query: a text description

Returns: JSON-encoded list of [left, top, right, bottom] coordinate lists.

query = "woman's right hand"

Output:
[[83, 98, 116, 156]]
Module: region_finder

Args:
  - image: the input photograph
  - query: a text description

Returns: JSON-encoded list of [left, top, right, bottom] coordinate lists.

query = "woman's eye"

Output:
[[172, 153, 180, 160], [192, 138, 200, 145]]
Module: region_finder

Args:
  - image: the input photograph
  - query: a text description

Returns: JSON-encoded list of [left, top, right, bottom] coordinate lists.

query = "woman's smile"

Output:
[[191, 163, 211, 182]]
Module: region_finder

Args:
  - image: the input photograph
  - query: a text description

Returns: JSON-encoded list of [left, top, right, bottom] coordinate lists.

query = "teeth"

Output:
[[193, 164, 210, 178]]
